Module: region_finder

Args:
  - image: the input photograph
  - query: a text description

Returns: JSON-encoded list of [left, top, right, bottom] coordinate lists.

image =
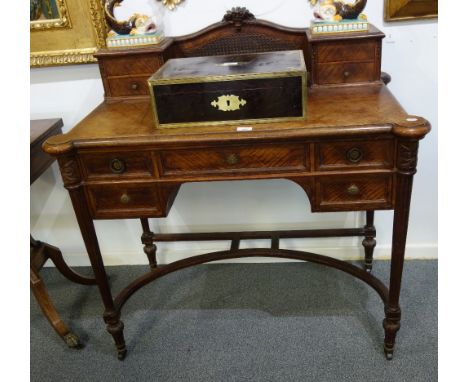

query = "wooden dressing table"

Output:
[[43, 10, 430, 361]]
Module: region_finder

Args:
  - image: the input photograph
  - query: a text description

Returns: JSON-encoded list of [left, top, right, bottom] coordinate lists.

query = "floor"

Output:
[[30, 260, 437, 381]]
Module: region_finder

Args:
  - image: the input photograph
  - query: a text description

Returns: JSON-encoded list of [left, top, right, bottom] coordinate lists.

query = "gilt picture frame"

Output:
[[384, 0, 438, 22], [30, 0, 71, 31], [30, 0, 107, 67], [30, 0, 187, 68]]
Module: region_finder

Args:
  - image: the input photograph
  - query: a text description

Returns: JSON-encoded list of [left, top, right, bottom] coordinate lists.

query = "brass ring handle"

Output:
[[110, 158, 126, 174], [346, 184, 360, 196], [120, 194, 130, 204], [346, 147, 363, 163], [225, 153, 240, 165]]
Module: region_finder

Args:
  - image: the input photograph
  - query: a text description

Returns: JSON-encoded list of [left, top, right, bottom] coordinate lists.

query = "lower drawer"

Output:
[[87, 183, 161, 219], [314, 174, 393, 211], [316, 62, 376, 85], [107, 75, 151, 97]]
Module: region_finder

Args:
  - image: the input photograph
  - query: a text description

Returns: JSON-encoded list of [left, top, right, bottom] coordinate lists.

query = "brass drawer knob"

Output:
[[347, 184, 360, 196], [346, 147, 363, 163], [131, 82, 139, 90], [110, 158, 126, 174], [120, 193, 130, 204], [225, 153, 240, 165], [343, 71, 351, 78]]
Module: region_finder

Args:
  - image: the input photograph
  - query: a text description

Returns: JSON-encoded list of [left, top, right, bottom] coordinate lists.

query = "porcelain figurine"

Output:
[[310, 0, 367, 22]]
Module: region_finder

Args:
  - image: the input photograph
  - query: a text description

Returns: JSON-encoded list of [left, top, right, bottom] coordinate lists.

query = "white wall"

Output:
[[30, 0, 437, 266]]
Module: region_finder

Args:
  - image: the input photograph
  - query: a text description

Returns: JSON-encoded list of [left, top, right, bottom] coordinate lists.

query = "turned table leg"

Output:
[[140, 218, 157, 269], [69, 188, 127, 359], [383, 140, 419, 360], [60, 154, 127, 360], [362, 210, 376, 272]]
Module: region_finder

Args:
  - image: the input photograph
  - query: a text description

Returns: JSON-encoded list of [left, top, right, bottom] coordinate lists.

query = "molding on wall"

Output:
[[44, 244, 438, 267]]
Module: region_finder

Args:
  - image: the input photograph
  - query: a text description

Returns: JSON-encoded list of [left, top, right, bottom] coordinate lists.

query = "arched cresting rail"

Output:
[[113, 248, 389, 345]]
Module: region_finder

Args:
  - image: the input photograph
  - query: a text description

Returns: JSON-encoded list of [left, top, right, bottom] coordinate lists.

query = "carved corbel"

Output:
[[57, 155, 82, 189], [392, 116, 431, 175]]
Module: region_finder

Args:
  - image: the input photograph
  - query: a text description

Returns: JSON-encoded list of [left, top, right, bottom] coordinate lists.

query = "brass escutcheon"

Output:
[[110, 158, 126, 174], [225, 153, 240, 165], [120, 194, 130, 204], [211, 95, 247, 112], [346, 147, 363, 163], [347, 184, 360, 196]]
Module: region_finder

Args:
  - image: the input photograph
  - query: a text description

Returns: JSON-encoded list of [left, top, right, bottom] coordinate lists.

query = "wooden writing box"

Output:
[[148, 50, 307, 129]]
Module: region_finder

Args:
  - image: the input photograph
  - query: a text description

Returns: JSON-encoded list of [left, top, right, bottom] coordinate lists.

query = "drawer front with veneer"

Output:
[[160, 144, 310, 177], [316, 62, 376, 85], [87, 183, 161, 219], [80, 152, 154, 180], [100, 55, 163, 77], [316, 41, 377, 63], [314, 174, 393, 211], [108, 76, 151, 97], [317, 140, 394, 171]]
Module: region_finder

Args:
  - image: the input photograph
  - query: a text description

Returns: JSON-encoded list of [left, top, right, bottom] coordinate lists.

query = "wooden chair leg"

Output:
[[140, 218, 157, 269], [30, 268, 82, 349], [43, 243, 96, 285], [362, 210, 376, 272]]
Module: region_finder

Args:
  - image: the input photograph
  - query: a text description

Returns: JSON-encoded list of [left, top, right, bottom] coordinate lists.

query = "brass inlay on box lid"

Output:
[[148, 50, 306, 85]]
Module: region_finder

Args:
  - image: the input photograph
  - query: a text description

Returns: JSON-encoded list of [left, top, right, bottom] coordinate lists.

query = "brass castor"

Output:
[[365, 265, 372, 273], [64, 333, 83, 349], [117, 349, 127, 361], [385, 350, 394, 360]]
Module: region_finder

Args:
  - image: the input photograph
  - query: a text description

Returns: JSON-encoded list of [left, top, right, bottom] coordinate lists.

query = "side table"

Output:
[[30, 118, 96, 348]]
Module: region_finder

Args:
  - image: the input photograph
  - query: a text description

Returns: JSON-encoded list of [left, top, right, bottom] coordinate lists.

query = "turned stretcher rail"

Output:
[[152, 228, 366, 242]]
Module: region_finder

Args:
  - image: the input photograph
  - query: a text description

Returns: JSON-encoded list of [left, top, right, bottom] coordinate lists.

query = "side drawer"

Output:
[[79, 151, 154, 180], [314, 174, 393, 212], [107, 75, 151, 97], [159, 143, 310, 177], [99, 55, 162, 77], [87, 183, 161, 219], [317, 140, 394, 171], [316, 41, 377, 63], [316, 62, 377, 85]]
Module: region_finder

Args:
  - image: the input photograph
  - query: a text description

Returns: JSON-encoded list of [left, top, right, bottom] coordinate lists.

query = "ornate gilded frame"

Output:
[[30, 0, 188, 68], [30, 0, 107, 67], [30, 0, 71, 30], [384, 0, 438, 22]]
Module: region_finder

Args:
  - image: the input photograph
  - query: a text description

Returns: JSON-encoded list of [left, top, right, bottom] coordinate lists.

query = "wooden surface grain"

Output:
[[44, 84, 429, 154]]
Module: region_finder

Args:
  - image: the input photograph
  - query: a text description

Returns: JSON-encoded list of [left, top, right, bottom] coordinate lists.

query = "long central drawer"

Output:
[[159, 143, 310, 177]]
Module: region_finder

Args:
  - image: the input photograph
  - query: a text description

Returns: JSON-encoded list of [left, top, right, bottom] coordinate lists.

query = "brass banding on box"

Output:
[[148, 50, 308, 129]]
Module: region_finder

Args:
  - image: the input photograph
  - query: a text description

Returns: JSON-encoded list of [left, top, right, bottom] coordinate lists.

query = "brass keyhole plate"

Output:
[[211, 95, 247, 112]]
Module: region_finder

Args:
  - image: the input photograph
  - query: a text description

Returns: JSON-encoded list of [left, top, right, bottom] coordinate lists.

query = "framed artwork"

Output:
[[30, 0, 71, 30], [30, 0, 107, 67], [384, 0, 438, 22], [30, 0, 187, 68]]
